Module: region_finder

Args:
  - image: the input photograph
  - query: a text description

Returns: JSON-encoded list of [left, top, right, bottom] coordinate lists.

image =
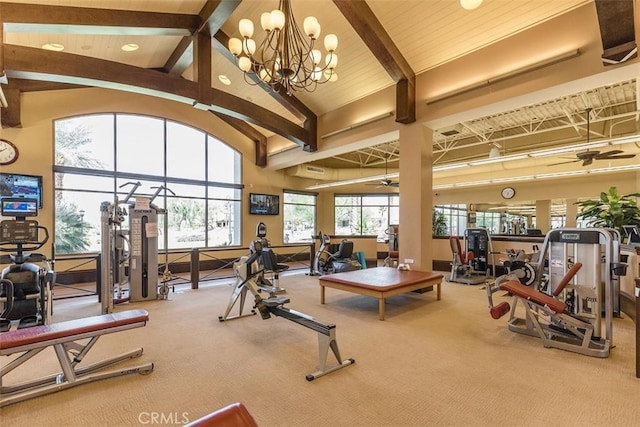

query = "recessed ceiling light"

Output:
[[121, 43, 139, 52], [218, 75, 231, 85], [460, 0, 483, 10], [42, 43, 64, 51]]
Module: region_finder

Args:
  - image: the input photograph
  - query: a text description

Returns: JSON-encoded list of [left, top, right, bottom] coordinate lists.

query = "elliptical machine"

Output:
[[312, 232, 360, 275], [0, 198, 55, 332]]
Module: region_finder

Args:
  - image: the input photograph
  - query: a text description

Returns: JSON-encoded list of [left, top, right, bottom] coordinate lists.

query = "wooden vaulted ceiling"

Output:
[[0, 0, 415, 166], [0, 0, 636, 170]]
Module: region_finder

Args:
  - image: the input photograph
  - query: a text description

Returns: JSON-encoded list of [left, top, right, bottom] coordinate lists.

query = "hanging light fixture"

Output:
[[228, 0, 338, 95]]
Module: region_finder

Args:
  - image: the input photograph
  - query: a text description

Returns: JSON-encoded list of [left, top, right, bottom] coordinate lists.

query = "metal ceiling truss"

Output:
[[432, 79, 637, 164]]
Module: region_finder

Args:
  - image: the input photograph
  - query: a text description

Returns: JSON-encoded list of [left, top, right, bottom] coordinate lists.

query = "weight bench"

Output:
[[0, 309, 154, 407]]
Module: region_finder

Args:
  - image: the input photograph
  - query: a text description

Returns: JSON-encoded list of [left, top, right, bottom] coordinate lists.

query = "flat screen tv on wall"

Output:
[[0, 173, 43, 208], [249, 193, 279, 215]]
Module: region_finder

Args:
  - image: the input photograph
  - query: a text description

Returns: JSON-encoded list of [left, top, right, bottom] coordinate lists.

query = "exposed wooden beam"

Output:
[[193, 32, 212, 108], [198, 0, 241, 36], [333, 0, 415, 124], [213, 112, 267, 167], [3, 44, 308, 147], [162, 0, 241, 75], [162, 37, 194, 76], [594, 0, 636, 65], [1, 87, 21, 128], [1, 2, 197, 36], [6, 78, 84, 92]]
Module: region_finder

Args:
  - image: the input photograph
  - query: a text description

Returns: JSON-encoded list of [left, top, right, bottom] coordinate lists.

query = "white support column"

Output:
[[565, 198, 578, 227], [399, 122, 433, 271], [536, 200, 551, 233]]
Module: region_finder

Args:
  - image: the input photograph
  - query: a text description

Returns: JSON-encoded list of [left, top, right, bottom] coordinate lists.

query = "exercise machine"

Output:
[[312, 232, 360, 275], [100, 182, 169, 313], [486, 228, 626, 358], [252, 222, 288, 293], [383, 225, 399, 267], [448, 228, 494, 285], [219, 238, 355, 380], [0, 198, 55, 332]]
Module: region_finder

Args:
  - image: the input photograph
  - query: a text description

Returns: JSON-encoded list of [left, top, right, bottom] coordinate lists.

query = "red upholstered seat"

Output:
[[185, 403, 258, 427], [500, 281, 566, 313], [0, 309, 149, 351]]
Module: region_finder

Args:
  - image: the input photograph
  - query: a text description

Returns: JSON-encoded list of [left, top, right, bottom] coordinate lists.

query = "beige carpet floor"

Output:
[[1, 271, 638, 426]]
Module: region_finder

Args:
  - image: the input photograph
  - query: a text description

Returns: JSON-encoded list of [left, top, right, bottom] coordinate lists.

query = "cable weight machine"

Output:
[[100, 182, 172, 314]]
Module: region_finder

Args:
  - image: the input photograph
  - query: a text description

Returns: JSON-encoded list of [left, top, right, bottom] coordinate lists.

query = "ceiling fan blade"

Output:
[[599, 154, 636, 160], [582, 158, 594, 166], [548, 159, 581, 166], [594, 150, 624, 158]]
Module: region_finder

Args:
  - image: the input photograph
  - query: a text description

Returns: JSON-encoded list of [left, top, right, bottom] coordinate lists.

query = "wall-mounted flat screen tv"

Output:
[[249, 193, 279, 215], [0, 173, 43, 208]]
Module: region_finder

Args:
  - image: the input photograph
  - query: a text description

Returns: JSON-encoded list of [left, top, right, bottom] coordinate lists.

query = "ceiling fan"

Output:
[[549, 108, 636, 166], [367, 156, 399, 188]]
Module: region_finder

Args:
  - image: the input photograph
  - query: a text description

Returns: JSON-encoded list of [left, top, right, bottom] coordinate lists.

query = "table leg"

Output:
[[437, 282, 441, 300], [320, 285, 325, 304], [379, 297, 385, 321]]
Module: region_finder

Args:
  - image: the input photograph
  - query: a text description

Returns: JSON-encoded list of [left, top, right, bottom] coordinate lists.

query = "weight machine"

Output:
[[448, 228, 495, 285], [0, 198, 55, 331], [219, 238, 354, 380], [312, 232, 361, 275], [486, 228, 626, 358], [100, 182, 172, 314]]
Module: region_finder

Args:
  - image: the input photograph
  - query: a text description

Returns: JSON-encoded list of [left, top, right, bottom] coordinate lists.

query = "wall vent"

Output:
[[305, 165, 325, 174]]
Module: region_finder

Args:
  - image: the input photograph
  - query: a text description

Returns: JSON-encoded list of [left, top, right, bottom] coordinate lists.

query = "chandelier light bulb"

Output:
[[259, 68, 271, 82], [261, 12, 274, 31], [238, 56, 252, 72], [311, 67, 322, 81], [324, 34, 338, 52], [228, 38, 242, 56], [243, 39, 256, 55], [310, 49, 321, 65], [239, 19, 254, 38], [460, 0, 483, 10], [270, 9, 286, 30], [325, 70, 338, 82], [303, 16, 320, 39], [325, 54, 338, 69]]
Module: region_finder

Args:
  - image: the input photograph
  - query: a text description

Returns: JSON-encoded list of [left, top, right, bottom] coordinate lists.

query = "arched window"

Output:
[[53, 113, 242, 254]]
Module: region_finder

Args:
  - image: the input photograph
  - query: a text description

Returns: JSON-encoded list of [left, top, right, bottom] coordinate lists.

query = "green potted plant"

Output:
[[575, 186, 640, 238]]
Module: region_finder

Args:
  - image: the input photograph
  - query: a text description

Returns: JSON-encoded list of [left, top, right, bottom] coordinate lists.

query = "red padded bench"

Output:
[[0, 309, 153, 407], [185, 402, 258, 427], [319, 267, 443, 320]]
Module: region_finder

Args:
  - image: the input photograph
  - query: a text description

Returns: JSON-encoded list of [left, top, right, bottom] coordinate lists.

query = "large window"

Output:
[[335, 194, 399, 239], [435, 204, 467, 236], [54, 114, 242, 254], [283, 191, 316, 243]]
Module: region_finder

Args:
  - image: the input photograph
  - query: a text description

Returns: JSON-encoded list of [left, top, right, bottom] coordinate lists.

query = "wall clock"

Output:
[[0, 139, 19, 165], [501, 187, 515, 199]]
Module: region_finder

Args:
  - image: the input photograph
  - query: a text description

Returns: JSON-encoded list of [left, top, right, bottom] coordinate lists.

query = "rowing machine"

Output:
[[219, 240, 354, 380]]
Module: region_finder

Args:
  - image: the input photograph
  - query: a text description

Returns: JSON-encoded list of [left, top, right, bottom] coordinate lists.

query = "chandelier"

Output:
[[228, 0, 338, 95]]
